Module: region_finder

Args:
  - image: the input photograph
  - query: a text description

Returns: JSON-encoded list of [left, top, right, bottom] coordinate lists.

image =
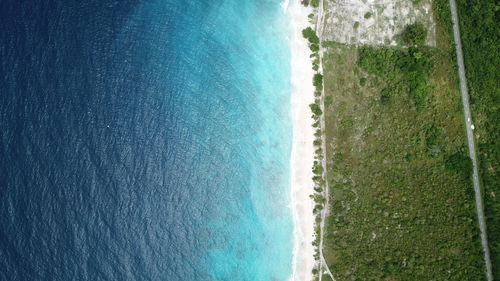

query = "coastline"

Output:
[[288, 1, 316, 280]]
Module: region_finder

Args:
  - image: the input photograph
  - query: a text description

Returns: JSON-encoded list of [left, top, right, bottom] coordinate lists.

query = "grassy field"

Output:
[[320, 1, 487, 279]]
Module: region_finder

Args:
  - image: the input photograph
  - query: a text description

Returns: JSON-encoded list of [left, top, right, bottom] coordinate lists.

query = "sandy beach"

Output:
[[288, 1, 316, 280]]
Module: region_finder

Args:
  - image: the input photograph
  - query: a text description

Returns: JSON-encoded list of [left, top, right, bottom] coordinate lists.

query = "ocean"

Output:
[[0, 0, 294, 280]]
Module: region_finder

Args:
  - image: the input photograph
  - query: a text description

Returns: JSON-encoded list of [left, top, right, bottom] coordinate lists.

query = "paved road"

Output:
[[448, 0, 493, 280]]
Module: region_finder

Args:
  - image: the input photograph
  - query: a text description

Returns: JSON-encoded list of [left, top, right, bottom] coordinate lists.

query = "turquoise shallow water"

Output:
[[0, 0, 293, 280], [204, 2, 293, 279]]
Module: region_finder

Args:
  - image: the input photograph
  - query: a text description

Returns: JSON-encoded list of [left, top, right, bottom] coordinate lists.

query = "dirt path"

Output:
[[316, 1, 336, 280], [448, 0, 493, 279]]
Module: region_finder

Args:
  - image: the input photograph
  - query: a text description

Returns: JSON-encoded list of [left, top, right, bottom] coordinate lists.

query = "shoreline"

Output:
[[288, 1, 316, 280]]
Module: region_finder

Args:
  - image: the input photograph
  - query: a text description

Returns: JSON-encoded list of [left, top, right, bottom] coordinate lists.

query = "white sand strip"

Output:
[[287, 1, 316, 280]]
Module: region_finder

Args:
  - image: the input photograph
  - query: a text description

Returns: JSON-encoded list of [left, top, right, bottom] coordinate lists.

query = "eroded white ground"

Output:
[[320, 0, 436, 46]]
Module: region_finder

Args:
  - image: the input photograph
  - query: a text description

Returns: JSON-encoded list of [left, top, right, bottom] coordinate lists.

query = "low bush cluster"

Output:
[[401, 23, 428, 46], [358, 41, 434, 110]]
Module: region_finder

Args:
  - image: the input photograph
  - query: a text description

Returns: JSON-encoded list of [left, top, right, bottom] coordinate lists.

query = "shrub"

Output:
[[445, 152, 472, 177], [358, 46, 433, 109], [425, 124, 442, 157], [310, 44, 320, 52], [314, 187, 323, 193], [312, 175, 322, 182], [310, 103, 323, 116], [313, 164, 323, 175], [322, 41, 339, 48], [325, 96, 333, 107], [364, 12, 373, 19], [313, 73, 323, 89], [302, 27, 320, 44], [359, 77, 367, 86], [358, 47, 397, 76], [425, 124, 441, 147], [409, 83, 431, 110], [311, 0, 319, 8], [380, 93, 390, 104], [401, 23, 427, 46]]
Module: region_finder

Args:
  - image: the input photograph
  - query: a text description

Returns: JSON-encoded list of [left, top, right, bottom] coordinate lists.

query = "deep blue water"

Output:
[[0, 0, 293, 280]]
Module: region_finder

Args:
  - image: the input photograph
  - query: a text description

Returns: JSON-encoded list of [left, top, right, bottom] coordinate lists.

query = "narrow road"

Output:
[[448, 0, 493, 280], [316, 1, 336, 280]]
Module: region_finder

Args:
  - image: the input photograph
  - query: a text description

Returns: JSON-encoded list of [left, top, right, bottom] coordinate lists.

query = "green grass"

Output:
[[320, 2, 486, 278]]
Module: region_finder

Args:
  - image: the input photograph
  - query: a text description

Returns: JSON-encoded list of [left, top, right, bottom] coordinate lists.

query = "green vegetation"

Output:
[[311, 0, 319, 8], [310, 44, 320, 52], [313, 73, 323, 89], [357, 44, 433, 110], [445, 151, 472, 177], [453, 0, 500, 276], [302, 27, 320, 44], [359, 77, 367, 86], [401, 23, 428, 46], [321, 41, 342, 48], [364, 12, 373, 19], [312, 161, 323, 175], [302, 23, 327, 280], [313, 138, 321, 146], [307, 13, 315, 24], [310, 103, 323, 116], [319, 3, 486, 279]]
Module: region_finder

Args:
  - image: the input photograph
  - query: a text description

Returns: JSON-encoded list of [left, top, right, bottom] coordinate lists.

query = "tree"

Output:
[[302, 27, 320, 44], [313, 73, 323, 89], [310, 103, 323, 116], [445, 152, 472, 177], [401, 23, 427, 46]]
